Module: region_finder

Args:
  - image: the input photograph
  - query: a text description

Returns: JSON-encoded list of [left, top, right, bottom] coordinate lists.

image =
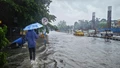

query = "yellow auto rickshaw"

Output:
[[74, 30, 84, 36]]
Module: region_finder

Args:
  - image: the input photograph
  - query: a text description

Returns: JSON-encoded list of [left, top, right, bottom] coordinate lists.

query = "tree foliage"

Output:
[[74, 22, 80, 30], [47, 23, 58, 31], [57, 20, 73, 32], [57, 20, 67, 32], [0, 0, 56, 27], [73, 18, 108, 30], [0, 25, 9, 49]]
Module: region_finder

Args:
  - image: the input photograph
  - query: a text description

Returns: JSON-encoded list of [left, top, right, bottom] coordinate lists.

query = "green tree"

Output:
[[47, 23, 58, 31], [74, 21, 80, 30], [57, 20, 67, 32], [0, 0, 56, 27], [98, 18, 107, 28], [99, 23, 107, 28]]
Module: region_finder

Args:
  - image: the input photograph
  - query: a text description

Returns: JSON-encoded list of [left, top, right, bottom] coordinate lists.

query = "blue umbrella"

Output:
[[12, 37, 25, 45], [23, 22, 43, 30]]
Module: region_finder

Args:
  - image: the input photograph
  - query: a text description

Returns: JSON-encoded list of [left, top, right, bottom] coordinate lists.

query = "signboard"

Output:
[[41, 17, 48, 25]]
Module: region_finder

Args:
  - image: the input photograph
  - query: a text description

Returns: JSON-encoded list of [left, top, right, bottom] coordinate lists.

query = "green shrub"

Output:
[[0, 25, 9, 67], [0, 52, 7, 66]]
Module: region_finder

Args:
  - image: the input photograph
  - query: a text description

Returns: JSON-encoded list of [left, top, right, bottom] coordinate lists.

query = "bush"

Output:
[[0, 52, 7, 66], [0, 25, 9, 67]]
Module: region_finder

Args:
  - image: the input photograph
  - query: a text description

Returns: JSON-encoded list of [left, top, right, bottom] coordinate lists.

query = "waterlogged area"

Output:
[[7, 31, 120, 68], [1, 0, 120, 68], [43, 31, 120, 68]]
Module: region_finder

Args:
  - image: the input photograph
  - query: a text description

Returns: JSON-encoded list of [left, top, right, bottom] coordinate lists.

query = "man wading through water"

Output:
[[105, 30, 111, 42], [25, 30, 38, 63]]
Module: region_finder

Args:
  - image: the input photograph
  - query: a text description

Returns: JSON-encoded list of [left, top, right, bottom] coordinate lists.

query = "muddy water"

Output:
[[42, 31, 120, 68], [5, 31, 120, 68]]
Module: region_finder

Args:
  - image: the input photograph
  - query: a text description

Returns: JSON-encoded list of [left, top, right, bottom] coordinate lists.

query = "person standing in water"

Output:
[[25, 30, 38, 61]]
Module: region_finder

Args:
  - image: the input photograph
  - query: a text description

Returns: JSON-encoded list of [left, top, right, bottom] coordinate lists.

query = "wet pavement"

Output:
[[5, 31, 120, 68]]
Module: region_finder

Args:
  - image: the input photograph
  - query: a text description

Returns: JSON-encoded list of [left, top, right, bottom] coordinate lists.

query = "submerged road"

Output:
[[44, 31, 120, 68], [15, 31, 120, 68]]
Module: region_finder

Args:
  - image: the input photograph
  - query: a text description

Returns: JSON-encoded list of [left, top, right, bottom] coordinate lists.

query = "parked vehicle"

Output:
[[88, 29, 96, 36]]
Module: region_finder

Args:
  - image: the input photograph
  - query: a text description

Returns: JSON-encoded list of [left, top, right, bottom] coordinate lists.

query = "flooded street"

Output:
[[6, 31, 120, 68], [1, 0, 120, 68], [43, 31, 120, 68]]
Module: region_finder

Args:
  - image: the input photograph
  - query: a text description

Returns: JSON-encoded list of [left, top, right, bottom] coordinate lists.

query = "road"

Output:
[[44, 31, 120, 68], [16, 31, 120, 68]]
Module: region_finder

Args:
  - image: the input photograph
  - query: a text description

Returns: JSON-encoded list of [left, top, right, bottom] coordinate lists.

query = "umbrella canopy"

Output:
[[23, 22, 43, 30]]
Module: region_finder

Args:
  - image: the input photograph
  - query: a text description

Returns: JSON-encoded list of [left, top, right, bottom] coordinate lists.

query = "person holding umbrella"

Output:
[[26, 30, 38, 61], [24, 23, 42, 62]]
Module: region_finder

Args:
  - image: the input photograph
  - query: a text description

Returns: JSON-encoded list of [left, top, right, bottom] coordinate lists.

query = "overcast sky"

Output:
[[49, 0, 120, 25]]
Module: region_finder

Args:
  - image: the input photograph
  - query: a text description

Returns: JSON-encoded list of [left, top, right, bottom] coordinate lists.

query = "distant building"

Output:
[[116, 19, 120, 27], [92, 12, 96, 29]]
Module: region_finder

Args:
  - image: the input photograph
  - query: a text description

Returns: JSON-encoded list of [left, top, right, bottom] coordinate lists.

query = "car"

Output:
[[74, 30, 84, 36]]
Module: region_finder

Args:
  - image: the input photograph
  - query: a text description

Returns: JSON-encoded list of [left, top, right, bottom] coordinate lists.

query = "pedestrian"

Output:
[[25, 30, 38, 62], [105, 31, 108, 41], [105, 30, 110, 42], [43, 32, 47, 46]]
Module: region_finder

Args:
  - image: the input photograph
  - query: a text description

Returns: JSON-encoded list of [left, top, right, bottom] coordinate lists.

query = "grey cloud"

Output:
[[50, 0, 120, 25], [55, 0, 120, 11]]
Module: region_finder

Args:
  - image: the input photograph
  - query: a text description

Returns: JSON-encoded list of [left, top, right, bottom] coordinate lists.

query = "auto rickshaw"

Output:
[[74, 30, 84, 36]]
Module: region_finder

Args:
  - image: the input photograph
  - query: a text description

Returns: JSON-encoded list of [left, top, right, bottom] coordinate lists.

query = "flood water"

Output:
[[7, 31, 120, 68]]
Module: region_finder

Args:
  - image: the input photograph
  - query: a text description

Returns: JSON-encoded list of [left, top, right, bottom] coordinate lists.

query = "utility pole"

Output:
[[107, 6, 112, 29]]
